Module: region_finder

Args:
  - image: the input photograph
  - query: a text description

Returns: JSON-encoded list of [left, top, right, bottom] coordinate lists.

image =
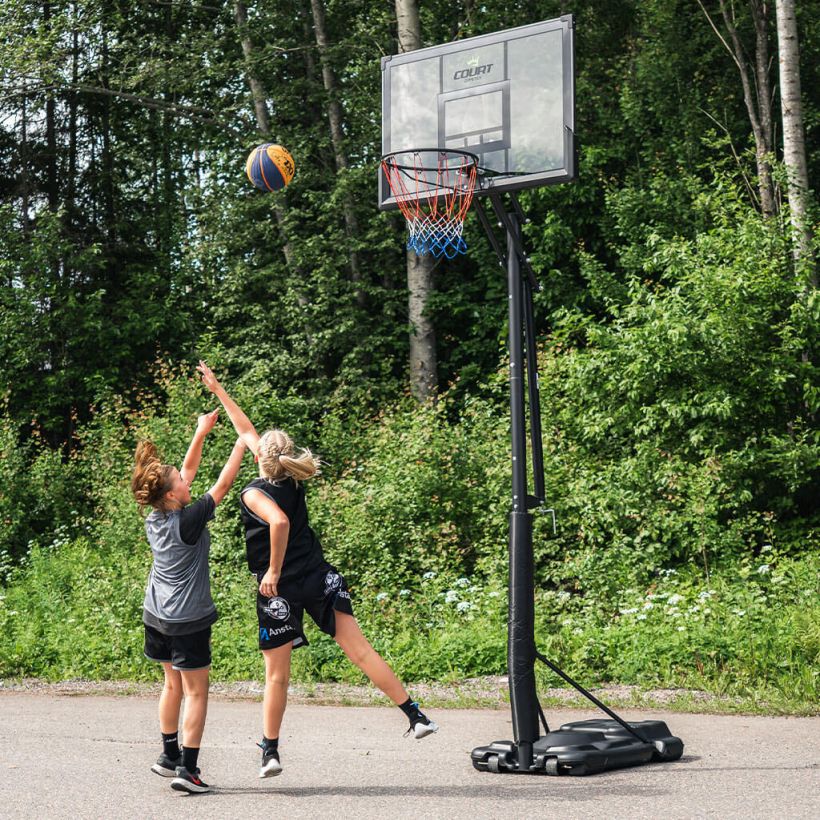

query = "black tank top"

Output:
[[239, 477, 324, 580]]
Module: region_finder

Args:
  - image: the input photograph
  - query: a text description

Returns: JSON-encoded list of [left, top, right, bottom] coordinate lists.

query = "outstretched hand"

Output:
[[197, 360, 221, 393], [196, 408, 219, 435]]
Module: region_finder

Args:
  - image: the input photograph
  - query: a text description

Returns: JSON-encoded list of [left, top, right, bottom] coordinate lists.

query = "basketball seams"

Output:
[[246, 143, 294, 192]]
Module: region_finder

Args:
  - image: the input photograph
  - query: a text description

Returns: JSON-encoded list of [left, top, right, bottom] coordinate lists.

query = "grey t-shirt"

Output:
[[142, 494, 218, 635]]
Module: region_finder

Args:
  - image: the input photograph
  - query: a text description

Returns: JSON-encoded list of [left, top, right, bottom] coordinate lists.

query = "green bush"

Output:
[[0, 178, 816, 710]]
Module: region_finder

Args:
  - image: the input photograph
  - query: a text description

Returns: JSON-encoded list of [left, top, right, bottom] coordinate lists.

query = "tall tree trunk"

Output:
[[20, 93, 30, 235], [697, 0, 776, 216], [44, 3, 59, 215], [161, 1, 175, 257], [395, 0, 437, 401], [309, 0, 365, 307], [775, 0, 815, 281], [234, 1, 314, 334], [66, 5, 79, 233], [234, 2, 293, 268], [100, 29, 115, 245], [64, 3, 80, 455]]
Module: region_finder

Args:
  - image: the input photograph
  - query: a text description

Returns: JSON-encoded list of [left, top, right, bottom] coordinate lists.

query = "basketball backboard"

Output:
[[379, 16, 575, 210]]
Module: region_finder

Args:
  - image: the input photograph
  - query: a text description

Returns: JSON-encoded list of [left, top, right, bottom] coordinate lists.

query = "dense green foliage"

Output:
[[0, 1, 817, 703]]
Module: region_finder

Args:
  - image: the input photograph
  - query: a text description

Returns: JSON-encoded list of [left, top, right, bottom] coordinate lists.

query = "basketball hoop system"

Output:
[[381, 149, 478, 259]]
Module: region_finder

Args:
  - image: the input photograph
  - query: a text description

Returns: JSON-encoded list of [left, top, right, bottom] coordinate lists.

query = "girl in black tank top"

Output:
[[198, 361, 439, 778]]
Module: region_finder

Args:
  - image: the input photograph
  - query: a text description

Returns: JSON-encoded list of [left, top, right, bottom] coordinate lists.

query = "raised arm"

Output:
[[180, 409, 219, 485], [197, 361, 261, 456], [243, 488, 289, 597], [208, 438, 248, 506]]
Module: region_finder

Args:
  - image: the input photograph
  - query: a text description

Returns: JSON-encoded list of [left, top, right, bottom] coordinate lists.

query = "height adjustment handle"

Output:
[[525, 499, 557, 534]]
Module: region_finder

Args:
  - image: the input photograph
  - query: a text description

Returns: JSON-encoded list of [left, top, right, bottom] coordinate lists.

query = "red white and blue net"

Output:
[[381, 150, 478, 258]]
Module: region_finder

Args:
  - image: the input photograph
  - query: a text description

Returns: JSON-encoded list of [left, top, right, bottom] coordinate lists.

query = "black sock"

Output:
[[399, 698, 424, 722], [162, 731, 180, 759], [261, 736, 279, 754], [182, 746, 200, 772]]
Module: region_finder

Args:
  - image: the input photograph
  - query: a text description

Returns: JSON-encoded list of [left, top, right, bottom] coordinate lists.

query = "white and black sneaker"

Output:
[[151, 752, 182, 777], [171, 766, 210, 794], [259, 748, 283, 778], [405, 712, 439, 739], [412, 715, 439, 739]]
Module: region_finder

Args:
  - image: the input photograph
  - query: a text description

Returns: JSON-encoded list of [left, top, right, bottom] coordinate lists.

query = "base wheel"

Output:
[[488, 754, 500, 773], [544, 757, 559, 776]]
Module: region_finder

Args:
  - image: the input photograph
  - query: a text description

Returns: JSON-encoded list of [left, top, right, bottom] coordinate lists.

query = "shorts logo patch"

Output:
[[324, 571, 342, 595], [262, 596, 291, 621]]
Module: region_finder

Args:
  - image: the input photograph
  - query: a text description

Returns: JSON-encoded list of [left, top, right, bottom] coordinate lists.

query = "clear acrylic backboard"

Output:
[[379, 16, 575, 210]]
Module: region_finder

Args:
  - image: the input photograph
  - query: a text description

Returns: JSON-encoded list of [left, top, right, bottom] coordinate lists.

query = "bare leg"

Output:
[[262, 643, 292, 739], [333, 612, 409, 704], [159, 663, 183, 734], [179, 668, 210, 749]]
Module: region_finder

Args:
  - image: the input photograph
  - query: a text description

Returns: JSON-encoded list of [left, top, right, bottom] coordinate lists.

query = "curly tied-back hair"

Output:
[[258, 430, 320, 484], [131, 440, 175, 510]]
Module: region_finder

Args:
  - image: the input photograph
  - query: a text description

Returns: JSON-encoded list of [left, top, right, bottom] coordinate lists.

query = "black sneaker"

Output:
[[171, 766, 210, 794], [259, 747, 283, 778], [151, 752, 181, 777]]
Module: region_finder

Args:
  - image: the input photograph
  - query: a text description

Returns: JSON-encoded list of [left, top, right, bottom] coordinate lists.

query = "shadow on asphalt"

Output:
[[208, 784, 668, 800]]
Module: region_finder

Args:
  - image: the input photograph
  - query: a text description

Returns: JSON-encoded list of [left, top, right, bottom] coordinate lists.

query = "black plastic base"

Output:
[[471, 719, 684, 776]]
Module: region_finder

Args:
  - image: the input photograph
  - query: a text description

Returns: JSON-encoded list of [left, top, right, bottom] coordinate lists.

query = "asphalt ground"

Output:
[[1, 693, 818, 819]]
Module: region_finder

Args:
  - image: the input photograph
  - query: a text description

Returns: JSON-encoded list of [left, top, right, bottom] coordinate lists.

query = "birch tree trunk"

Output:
[[774, 0, 815, 280], [309, 0, 365, 307], [697, 0, 776, 216], [395, 0, 437, 401]]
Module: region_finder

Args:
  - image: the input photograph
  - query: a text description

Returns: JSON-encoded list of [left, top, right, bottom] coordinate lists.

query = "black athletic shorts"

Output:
[[255, 562, 354, 651], [144, 624, 212, 670]]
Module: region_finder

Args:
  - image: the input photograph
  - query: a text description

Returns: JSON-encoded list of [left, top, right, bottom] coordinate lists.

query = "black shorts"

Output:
[[144, 624, 212, 670], [256, 562, 354, 651]]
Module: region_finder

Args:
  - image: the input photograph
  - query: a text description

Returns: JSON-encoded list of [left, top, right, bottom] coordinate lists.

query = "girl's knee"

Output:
[[162, 666, 182, 694], [180, 669, 210, 697], [339, 635, 374, 668], [265, 669, 290, 688]]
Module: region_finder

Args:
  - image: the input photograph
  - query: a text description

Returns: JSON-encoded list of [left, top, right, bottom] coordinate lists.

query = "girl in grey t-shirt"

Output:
[[131, 411, 246, 794]]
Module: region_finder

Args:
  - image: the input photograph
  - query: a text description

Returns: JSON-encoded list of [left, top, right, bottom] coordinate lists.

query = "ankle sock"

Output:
[[261, 736, 279, 754], [162, 731, 180, 759], [399, 698, 425, 723], [182, 746, 200, 772]]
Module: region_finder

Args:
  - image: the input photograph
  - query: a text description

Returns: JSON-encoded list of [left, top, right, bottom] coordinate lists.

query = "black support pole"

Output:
[[471, 192, 684, 776], [505, 211, 539, 769], [523, 276, 545, 505]]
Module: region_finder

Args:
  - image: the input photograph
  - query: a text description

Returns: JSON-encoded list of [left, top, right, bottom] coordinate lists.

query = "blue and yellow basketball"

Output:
[[246, 143, 295, 192]]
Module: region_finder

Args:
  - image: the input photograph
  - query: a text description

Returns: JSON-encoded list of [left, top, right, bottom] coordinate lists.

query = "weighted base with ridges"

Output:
[[471, 719, 683, 776]]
